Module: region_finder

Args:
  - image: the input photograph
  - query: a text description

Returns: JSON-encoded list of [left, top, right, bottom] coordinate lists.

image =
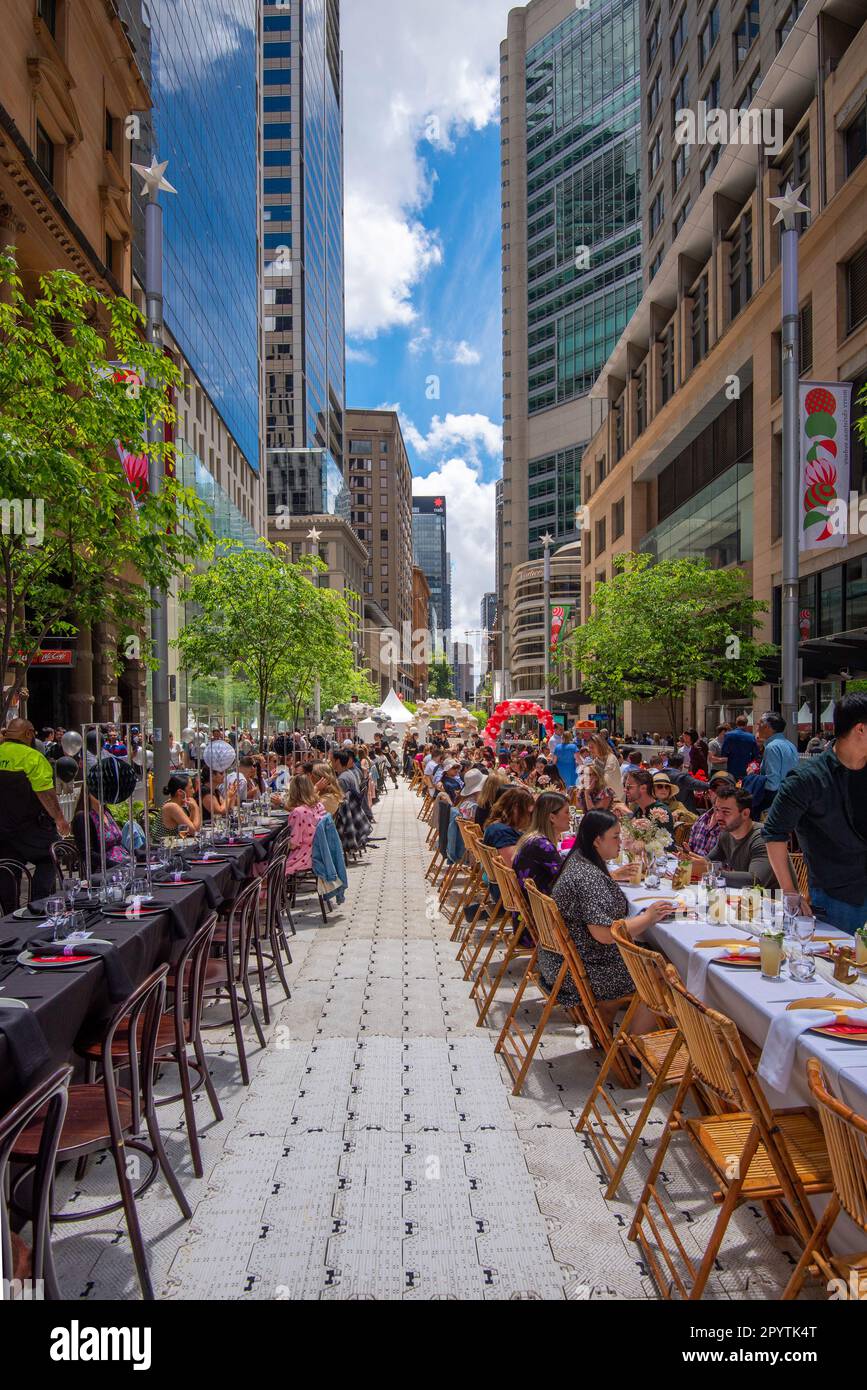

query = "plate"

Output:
[[0, 998, 28, 1009], [12, 906, 45, 920], [710, 951, 762, 969], [187, 856, 230, 865], [159, 878, 199, 887], [103, 905, 165, 919], [17, 949, 99, 968]]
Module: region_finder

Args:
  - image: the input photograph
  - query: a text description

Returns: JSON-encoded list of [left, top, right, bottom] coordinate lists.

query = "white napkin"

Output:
[[758, 1009, 837, 1091], [686, 949, 716, 998]]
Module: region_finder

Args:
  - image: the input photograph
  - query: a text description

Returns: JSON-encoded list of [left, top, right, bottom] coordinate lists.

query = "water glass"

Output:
[[788, 940, 817, 982], [61, 874, 81, 908], [130, 875, 150, 903], [44, 895, 65, 928], [170, 854, 185, 882]]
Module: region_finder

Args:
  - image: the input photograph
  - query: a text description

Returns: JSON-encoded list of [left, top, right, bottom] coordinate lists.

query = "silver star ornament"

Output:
[[768, 181, 809, 228], [131, 158, 177, 201]]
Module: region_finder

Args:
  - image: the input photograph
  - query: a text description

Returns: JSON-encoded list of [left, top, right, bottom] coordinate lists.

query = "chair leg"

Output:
[[782, 1196, 839, 1300], [242, 972, 267, 1050], [145, 1109, 193, 1220], [193, 1032, 223, 1124], [506, 969, 565, 1096], [252, 930, 271, 1025], [225, 978, 250, 1086], [174, 1043, 203, 1179], [110, 1141, 154, 1300], [602, 1031, 684, 1200], [318, 893, 328, 924], [270, 921, 292, 999]]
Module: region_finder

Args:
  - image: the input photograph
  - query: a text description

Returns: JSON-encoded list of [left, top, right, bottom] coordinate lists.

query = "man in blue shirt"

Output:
[[720, 715, 760, 781], [553, 731, 579, 788], [757, 712, 800, 809]]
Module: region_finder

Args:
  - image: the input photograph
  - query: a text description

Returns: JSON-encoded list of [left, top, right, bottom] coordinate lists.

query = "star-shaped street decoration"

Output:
[[540, 532, 555, 548], [768, 181, 809, 229], [307, 526, 323, 544], [131, 158, 177, 201]]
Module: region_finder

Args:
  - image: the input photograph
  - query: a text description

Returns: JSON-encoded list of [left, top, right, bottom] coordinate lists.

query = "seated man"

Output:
[[703, 785, 778, 888]]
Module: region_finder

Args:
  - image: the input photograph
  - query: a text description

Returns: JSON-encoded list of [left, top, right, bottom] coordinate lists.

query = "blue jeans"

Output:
[[810, 885, 867, 936]]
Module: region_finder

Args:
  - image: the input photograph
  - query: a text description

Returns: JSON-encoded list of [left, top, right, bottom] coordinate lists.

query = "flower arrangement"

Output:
[[620, 811, 673, 859]]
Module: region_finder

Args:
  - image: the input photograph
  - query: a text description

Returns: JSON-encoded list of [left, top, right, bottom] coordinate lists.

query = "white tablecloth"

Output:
[[623, 885, 867, 1253]]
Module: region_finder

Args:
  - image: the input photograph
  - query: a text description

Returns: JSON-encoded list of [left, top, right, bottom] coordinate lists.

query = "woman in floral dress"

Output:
[[284, 775, 327, 876]]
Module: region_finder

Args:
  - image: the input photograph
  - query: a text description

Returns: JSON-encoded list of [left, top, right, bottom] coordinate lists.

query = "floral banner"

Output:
[[550, 604, 571, 655], [799, 382, 852, 553]]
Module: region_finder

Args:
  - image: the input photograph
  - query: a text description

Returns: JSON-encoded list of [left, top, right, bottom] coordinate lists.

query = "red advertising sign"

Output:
[[29, 649, 73, 667]]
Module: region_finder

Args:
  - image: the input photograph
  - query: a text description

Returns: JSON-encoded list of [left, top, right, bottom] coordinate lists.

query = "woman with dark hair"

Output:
[[681, 728, 709, 777], [548, 810, 675, 1025], [482, 785, 535, 867], [155, 773, 202, 841], [72, 787, 128, 872], [474, 772, 506, 830], [199, 766, 236, 823]]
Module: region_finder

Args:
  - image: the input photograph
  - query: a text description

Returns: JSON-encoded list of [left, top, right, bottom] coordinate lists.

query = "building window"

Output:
[[700, 145, 721, 188], [672, 70, 689, 122], [659, 322, 675, 405], [263, 41, 292, 58], [846, 245, 867, 334], [35, 122, 54, 183], [670, 8, 688, 66], [649, 129, 662, 180], [650, 245, 665, 278], [264, 123, 292, 141], [704, 70, 720, 111], [649, 189, 664, 237], [612, 498, 625, 541], [776, 0, 801, 49], [691, 272, 709, 367], [729, 211, 753, 320], [845, 104, 867, 177], [673, 142, 689, 192], [647, 10, 660, 62], [739, 68, 762, 107], [263, 94, 292, 112], [699, 4, 719, 67], [104, 233, 119, 276], [734, 0, 759, 72], [635, 363, 647, 434], [673, 198, 691, 236], [105, 109, 118, 153], [614, 397, 625, 462], [37, 0, 57, 37], [648, 72, 662, 122], [595, 517, 607, 557]]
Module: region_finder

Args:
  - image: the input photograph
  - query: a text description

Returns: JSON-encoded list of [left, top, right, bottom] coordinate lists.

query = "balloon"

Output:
[[181, 727, 196, 743], [55, 756, 78, 784], [87, 755, 138, 803], [60, 730, 83, 756], [202, 739, 236, 773]]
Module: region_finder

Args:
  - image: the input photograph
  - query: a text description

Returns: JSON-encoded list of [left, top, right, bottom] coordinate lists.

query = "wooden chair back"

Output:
[[474, 839, 505, 893], [610, 921, 677, 1020], [664, 970, 748, 1106], [807, 1058, 867, 1233], [791, 852, 811, 906], [523, 879, 567, 955], [490, 857, 528, 917], [171, 913, 219, 1048], [0, 1065, 71, 1293]]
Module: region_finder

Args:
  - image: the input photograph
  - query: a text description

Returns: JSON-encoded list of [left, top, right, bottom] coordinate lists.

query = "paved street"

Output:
[[52, 784, 806, 1301]]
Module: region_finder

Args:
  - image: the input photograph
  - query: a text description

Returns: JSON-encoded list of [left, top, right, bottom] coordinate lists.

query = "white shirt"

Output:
[[225, 771, 249, 801]]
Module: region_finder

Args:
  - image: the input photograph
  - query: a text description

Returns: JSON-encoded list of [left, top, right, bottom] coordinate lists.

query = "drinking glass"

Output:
[[789, 907, 817, 981], [171, 853, 185, 883], [61, 874, 81, 908], [644, 857, 660, 890], [760, 930, 785, 980], [781, 892, 802, 978], [44, 895, 65, 928], [130, 875, 150, 903]]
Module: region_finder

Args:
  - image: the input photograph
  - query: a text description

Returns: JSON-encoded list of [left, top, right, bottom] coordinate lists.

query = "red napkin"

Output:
[[32, 953, 95, 964], [821, 1019, 867, 1035], [720, 951, 761, 962]]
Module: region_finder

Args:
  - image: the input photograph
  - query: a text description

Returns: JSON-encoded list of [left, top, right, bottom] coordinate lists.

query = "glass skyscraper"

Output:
[[412, 497, 450, 637], [127, 0, 260, 473], [263, 0, 346, 515]]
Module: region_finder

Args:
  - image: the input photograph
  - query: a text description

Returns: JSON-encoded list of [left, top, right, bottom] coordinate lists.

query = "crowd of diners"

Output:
[[404, 692, 867, 939]]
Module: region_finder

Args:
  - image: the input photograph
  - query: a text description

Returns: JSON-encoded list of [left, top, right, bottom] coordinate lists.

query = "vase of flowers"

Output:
[[620, 810, 674, 867]]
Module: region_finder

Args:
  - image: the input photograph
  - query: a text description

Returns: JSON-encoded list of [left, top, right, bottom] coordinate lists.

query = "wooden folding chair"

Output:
[[783, 1058, 867, 1300], [457, 840, 507, 979], [791, 852, 812, 909], [630, 971, 833, 1300], [576, 923, 691, 1198], [471, 857, 536, 1027], [448, 820, 484, 930]]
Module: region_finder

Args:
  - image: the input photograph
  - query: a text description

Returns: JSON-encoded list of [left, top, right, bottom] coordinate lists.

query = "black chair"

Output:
[[0, 1066, 71, 1300], [200, 879, 266, 1086], [49, 838, 82, 886], [0, 859, 33, 914], [12, 966, 191, 1301]]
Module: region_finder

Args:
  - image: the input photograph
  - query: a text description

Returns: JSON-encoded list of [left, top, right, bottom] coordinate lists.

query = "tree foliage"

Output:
[[562, 554, 775, 735], [175, 542, 368, 739], [428, 654, 455, 698], [0, 250, 211, 716]]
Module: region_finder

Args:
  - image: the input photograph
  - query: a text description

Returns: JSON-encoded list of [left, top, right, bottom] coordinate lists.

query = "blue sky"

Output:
[[341, 0, 513, 638]]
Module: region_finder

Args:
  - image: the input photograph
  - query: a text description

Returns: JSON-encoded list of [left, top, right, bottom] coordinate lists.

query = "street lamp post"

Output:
[[541, 532, 554, 705], [133, 157, 177, 796], [769, 182, 810, 745], [308, 526, 322, 725]]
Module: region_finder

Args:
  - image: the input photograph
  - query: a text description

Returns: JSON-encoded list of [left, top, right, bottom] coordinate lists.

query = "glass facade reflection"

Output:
[[176, 447, 266, 549], [640, 460, 754, 567], [528, 445, 584, 559], [266, 448, 350, 520], [133, 0, 260, 472], [413, 499, 450, 634], [526, 0, 642, 414]]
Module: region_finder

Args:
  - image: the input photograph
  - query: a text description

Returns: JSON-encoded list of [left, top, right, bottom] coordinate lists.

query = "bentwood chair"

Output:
[[49, 838, 82, 886], [576, 924, 691, 1197], [0, 859, 33, 914], [783, 1058, 867, 1300], [12, 967, 191, 1301], [78, 916, 220, 1180], [630, 971, 832, 1300], [0, 1066, 71, 1300], [200, 877, 267, 1086]]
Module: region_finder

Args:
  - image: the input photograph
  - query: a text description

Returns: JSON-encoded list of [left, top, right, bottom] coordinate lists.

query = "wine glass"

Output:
[[61, 874, 81, 909], [44, 895, 65, 929], [170, 853, 185, 882], [789, 905, 817, 981]]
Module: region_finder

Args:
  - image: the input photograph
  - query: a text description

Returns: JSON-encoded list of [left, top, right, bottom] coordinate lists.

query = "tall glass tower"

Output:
[[126, 0, 260, 474], [263, 0, 346, 516], [412, 497, 450, 638]]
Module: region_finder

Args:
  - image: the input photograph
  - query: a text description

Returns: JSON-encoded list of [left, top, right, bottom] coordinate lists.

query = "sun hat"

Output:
[[652, 772, 673, 787], [460, 768, 486, 798]]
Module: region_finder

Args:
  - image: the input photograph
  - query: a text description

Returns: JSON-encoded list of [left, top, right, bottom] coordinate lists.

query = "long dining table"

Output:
[[623, 882, 866, 1254], [0, 821, 284, 1110]]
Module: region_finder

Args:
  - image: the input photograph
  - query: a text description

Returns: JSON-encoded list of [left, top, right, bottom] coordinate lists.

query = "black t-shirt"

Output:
[[845, 765, 867, 842]]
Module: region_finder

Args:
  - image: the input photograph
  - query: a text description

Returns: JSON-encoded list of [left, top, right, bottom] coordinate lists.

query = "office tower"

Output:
[[344, 409, 414, 699], [412, 496, 450, 642], [480, 593, 497, 636], [262, 0, 345, 477], [412, 567, 431, 699], [499, 0, 641, 697], [579, 4, 867, 737]]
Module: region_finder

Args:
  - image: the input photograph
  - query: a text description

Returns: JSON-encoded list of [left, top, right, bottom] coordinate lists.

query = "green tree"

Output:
[[428, 653, 455, 698], [563, 553, 775, 737], [175, 543, 365, 741], [0, 250, 211, 717]]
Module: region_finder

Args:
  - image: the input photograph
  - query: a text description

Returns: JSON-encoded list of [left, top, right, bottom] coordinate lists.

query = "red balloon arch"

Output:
[[484, 700, 555, 748]]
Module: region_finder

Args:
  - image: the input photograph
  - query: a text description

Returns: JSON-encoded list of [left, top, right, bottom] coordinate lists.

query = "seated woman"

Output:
[[550, 810, 676, 1029], [482, 785, 535, 867], [473, 772, 507, 830], [200, 766, 236, 823], [312, 762, 345, 817], [153, 773, 202, 843], [512, 791, 571, 897], [576, 763, 615, 815], [284, 775, 327, 877], [72, 788, 129, 873], [652, 773, 697, 827]]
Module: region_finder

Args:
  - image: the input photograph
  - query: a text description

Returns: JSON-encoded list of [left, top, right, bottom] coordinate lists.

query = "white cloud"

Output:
[[451, 341, 481, 367], [345, 345, 377, 366], [413, 457, 498, 647], [408, 330, 481, 366], [342, 1, 512, 337], [400, 411, 503, 465]]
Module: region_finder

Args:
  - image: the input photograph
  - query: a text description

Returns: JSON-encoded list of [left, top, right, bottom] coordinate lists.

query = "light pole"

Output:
[[307, 526, 322, 725], [768, 182, 810, 745], [541, 532, 554, 705], [133, 156, 177, 795]]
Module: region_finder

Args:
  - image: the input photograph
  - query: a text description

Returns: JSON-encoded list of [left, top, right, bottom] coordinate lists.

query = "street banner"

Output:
[[550, 604, 571, 655], [799, 382, 852, 553]]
